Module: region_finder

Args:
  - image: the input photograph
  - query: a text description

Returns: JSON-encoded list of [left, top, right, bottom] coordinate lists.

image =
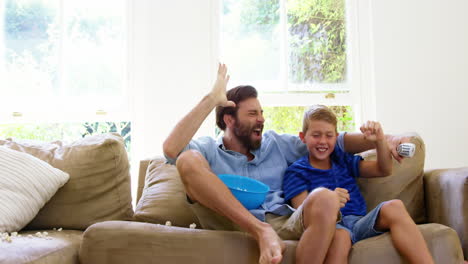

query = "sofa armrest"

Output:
[[424, 167, 468, 259]]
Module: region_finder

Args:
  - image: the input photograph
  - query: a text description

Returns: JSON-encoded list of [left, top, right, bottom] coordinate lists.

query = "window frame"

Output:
[[216, 0, 376, 130]]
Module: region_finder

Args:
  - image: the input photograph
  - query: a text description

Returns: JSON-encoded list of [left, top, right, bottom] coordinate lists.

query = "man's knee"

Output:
[[176, 150, 209, 184], [303, 188, 340, 222], [176, 150, 204, 173]]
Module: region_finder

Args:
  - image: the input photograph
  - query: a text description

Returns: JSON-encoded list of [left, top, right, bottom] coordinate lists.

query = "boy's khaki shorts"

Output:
[[189, 202, 305, 240]]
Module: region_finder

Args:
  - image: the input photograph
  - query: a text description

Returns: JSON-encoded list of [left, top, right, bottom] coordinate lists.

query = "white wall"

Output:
[[370, 0, 468, 169], [129, 0, 468, 171], [129, 0, 217, 164]]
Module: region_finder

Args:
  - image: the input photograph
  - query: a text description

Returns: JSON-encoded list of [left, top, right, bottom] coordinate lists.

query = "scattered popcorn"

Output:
[[57, 228, 63, 232], [1, 230, 58, 243], [189, 223, 196, 229], [1, 233, 12, 243], [53, 228, 57, 231], [165, 221, 172, 226], [0, 232, 33, 243]]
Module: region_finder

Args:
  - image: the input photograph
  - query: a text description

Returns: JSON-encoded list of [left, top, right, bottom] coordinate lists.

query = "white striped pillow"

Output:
[[0, 146, 69, 232]]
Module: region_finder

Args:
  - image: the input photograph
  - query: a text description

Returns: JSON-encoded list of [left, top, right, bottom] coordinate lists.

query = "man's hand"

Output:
[[360, 121, 385, 142], [386, 134, 411, 163], [334, 188, 350, 208], [209, 63, 236, 108]]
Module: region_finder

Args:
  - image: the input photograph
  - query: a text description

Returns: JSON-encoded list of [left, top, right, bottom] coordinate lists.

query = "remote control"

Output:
[[397, 143, 415, 158]]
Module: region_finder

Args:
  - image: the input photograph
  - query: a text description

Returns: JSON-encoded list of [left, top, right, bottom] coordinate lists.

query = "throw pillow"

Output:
[[0, 133, 134, 230], [0, 146, 69, 232], [133, 157, 200, 227]]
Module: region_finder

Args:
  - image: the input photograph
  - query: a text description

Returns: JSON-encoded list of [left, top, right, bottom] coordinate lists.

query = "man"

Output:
[[163, 64, 408, 264]]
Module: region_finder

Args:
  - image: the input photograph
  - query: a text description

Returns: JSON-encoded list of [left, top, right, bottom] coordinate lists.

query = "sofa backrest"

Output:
[[357, 133, 426, 223], [0, 133, 134, 230], [135, 133, 426, 227], [134, 157, 200, 227]]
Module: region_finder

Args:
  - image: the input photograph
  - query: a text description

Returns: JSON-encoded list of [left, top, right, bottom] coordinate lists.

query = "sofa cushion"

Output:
[[133, 157, 200, 227], [0, 133, 134, 230], [349, 224, 464, 264], [79, 221, 464, 264], [0, 146, 69, 232], [0, 230, 83, 264], [357, 133, 426, 223]]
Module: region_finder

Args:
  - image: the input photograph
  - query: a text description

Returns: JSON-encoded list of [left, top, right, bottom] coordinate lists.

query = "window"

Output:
[[220, 0, 359, 134], [0, 0, 129, 149]]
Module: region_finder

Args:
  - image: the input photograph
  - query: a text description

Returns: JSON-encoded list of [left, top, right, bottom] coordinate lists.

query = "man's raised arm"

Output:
[[162, 64, 235, 160], [343, 132, 410, 162]]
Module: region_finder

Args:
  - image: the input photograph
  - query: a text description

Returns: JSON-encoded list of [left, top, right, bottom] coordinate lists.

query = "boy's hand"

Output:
[[334, 188, 350, 208], [209, 63, 236, 108], [360, 121, 385, 142]]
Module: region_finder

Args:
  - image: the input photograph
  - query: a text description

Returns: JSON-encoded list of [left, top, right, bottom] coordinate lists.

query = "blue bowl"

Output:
[[218, 174, 270, 210]]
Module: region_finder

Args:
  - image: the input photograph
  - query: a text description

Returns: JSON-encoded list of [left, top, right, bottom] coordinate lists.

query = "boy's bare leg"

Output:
[[176, 150, 284, 264], [375, 200, 434, 264], [324, 228, 351, 264], [296, 188, 341, 264]]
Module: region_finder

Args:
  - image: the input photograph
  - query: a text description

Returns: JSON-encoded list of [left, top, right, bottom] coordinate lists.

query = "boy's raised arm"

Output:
[[358, 121, 393, 178], [343, 132, 410, 163], [162, 64, 235, 159]]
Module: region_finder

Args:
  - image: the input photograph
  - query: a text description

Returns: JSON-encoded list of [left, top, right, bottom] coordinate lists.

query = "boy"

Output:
[[283, 105, 434, 264]]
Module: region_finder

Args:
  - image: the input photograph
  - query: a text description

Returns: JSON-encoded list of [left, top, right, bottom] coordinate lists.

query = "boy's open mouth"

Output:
[[316, 147, 328, 152]]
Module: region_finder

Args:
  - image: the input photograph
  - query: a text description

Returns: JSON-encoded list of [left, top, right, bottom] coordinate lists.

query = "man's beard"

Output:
[[233, 119, 263, 150]]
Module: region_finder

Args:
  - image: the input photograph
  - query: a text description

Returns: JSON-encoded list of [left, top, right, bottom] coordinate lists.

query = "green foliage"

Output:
[[235, 0, 346, 83], [238, 0, 279, 36], [0, 123, 83, 142], [5, 0, 55, 39], [82, 122, 131, 151], [0, 122, 131, 152], [288, 0, 346, 83], [4, 0, 123, 96], [263, 106, 306, 135], [263, 106, 354, 135]]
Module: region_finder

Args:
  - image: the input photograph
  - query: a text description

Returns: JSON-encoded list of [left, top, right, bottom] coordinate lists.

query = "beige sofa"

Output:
[[1, 133, 467, 263], [0, 133, 134, 264]]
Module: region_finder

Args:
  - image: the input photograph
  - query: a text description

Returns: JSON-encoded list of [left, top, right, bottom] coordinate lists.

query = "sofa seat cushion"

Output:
[[349, 223, 464, 264], [79, 221, 463, 264], [0, 230, 83, 264], [79, 221, 267, 264]]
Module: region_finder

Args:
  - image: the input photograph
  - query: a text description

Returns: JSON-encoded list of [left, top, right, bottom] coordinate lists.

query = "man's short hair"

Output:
[[216, 85, 258, 130], [302, 105, 338, 133]]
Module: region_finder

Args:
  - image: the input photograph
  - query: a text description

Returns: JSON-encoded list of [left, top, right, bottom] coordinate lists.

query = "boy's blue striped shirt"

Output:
[[283, 145, 367, 216]]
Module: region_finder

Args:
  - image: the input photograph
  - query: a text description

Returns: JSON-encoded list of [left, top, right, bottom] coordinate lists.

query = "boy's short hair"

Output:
[[302, 105, 338, 133], [215, 85, 258, 130]]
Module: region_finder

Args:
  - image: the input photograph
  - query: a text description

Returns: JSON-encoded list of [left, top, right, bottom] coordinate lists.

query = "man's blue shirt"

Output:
[[283, 145, 367, 216], [166, 130, 345, 221]]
